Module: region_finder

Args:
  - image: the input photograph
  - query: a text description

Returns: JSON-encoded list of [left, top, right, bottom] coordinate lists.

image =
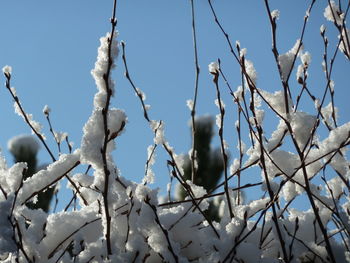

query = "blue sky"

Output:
[[0, 1, 349, 211]]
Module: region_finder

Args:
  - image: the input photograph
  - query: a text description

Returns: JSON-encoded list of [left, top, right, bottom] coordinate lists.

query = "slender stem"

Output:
[[100, 0, 118, 255], [189, 0, 200, 183], [4, 74, 56, 162], [211, 70, 234, 219]]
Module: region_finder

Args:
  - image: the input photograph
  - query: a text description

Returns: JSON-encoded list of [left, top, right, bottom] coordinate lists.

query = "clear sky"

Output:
[[0, 1, 349, 211]]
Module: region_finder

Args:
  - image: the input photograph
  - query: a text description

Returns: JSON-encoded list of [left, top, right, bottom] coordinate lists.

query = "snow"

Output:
[[142, 145, 157, 184], [233, 85, 244, 102], [54, 131, 68, 144], [2, 65, 12, 75], [278, 39, 302, 81], [80, 108, 126, 168], [290, 112, 317, 150], [91, 31, 119, 94], [239, 48, 247, 57], [318, 122, 350, 161], [8, 134, 40, 157], [339, 28, 350, 56], [135, 87, 146, 101], [271, 9, 280, 20], [150, 120, 165, 145], [215, 113, 221, 128], [296, 64, 304, 80], [244, 59, 257, 85], [259, 89, 293, 116], [17, 151, 80, 206], [324, 1, 342, 25], [214, 98, 225, 109], [186, 99, 194, 111], [42, 105, 51, 116], [321, 102, 338, 126], [186, 180, 209, 210], [301, 51, 311, 65], [1, 3, 350, 262], [208, 62, 219, 74]]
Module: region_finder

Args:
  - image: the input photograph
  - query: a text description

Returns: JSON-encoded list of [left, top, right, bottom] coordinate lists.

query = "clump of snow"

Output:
[[215, 113, 222, 129], [150, 120, 165, 145], [7, 162, 27, 192], [318, 122, 350, 162], [339, 28, 350, 56], [324, 1, 342, 25], [230, 158, 240, 175], [208, 62, 219, 74], [142, 145, 157, 184], [244, 59, 257, 85], [135, 183, 158, 206], [214, 98, 225, 109], [135, 87, 146, 101], [42, 105, 51, 116], [8, 134, 40, 157], [80, 109, 105, 168], [17, 151, 80, 206], [240, 48, 247, 57], [259, 89, 293, 116], [91, 31, 119, 109], [186, 180, 209, 211], [327, 176, 344, 199], [81, 108, 126, 168], [54, 131, 68, 144], [290, 112, 317, 150], [2, 65, 12, 76], [186, 99, 194, 111], [278, 39, 302, 81], [271, 9, 280, 20], [301, 51, 311, 65], [233, 85, 244, 102], [321, 102, 338, 126], [296, 64, 304, 80]]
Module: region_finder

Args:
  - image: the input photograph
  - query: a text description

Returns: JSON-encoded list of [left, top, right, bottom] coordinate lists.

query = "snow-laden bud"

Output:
[[235, 40, 241, 49], [301, 51, 311, 65], [2, 65, 12, 77], [43, 105, 51, 116], [240, 48, 247, 58], [208, 62, 219, 74], [186, 99, 194, 111], [320, 24, 326, 34], [271, 9, 280, 20], [54, 131, 68, 144]]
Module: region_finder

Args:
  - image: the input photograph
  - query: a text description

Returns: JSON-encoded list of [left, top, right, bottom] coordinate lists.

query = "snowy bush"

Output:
[[1, 1, 350, 262]]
